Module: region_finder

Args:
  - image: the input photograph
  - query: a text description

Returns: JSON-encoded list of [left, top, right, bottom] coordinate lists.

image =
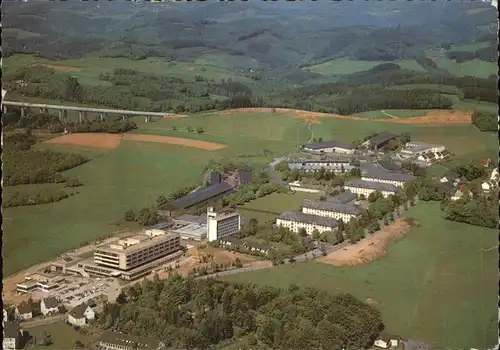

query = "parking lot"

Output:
[[33, 276, 121, 307]]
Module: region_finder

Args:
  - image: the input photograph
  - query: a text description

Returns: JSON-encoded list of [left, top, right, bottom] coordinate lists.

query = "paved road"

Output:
[[21, 314, 66, 328], [197, 241, 351, 280], [3, 101, 166, 117]]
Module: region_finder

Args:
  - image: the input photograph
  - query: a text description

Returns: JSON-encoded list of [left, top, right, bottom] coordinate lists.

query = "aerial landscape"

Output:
[[1, 1, 498, 350]]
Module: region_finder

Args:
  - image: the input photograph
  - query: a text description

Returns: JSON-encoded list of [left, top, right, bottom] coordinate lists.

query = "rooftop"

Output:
[[166, 183, 233, 210], [326, 190, 357, 204], [42, 296, 59, 309], [303, 199, 361, 215], [69, 303, 90, 319], [404, 141, 444, 152], [99, 231, 179, 254], [289, 158, 350, 165], [170, 222, 207, 238], [303, 140, 354, 150], [278, 211, 338, 228], [362, 169, 415, 182], [345, 179, 398, 192], [16, 302, 32, 314], [97, 330, 163, 350], [174, 214, 206, 225], [369, 132, 397, 147], [377, 160, 405, 173], [4, 321, 20, 338]]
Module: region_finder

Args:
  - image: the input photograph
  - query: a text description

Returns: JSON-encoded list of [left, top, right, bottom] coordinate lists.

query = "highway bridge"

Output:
[[2, 101, 167, 123]]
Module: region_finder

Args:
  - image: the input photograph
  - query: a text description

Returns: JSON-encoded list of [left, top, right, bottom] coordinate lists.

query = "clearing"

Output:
[[221, 202, 498, 349], [122, 133, 226, 150], [43, 133, 226, 151], [215, 107, 472, 125], [319, 219, 410, 266], [38, 63, 82, 72]]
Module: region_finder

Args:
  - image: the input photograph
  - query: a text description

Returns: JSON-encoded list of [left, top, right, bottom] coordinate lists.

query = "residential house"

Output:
[[450, 184, 472, 201], [67, 303, 95, 327], [374, 333, 400, 349], [481, 167, 499, 193], [302, 199, 361, 222], [95, 330, 165, 350], [363, 132, 397, 150], [3, 321, 23, 350], [326, 190, 357, 205], [3, 309, 8, 325], [478, 157, 492, 168], [276, 211, 338, 235], [14, 303, 32, 321], [40, 297, 59, 316], [344, 179, 398, 198], [302, 140, 355, 154]]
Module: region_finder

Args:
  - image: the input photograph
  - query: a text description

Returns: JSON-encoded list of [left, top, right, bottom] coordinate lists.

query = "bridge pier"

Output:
[[78, 111, 87, 124], [99, 113, 106, 121], [58, 110, 63, 121], [2, 105, 7, 114], [39, 107, 48, 113], [21, 107, 25, 118], [63, 110, 68, 121], [144, 116, 152, 123], [122, 114, 127, 121]]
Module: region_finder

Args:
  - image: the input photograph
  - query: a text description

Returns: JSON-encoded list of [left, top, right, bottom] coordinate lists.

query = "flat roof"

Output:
[[170, 223, 207, 237], [97, 232, 179, 254], [326, 190, 357, 204], [174, 214, 206, 225], [97, 330, 162, 350]]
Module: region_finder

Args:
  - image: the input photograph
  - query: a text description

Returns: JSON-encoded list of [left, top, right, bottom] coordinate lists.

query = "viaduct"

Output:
[[2, 101, 168, 123]]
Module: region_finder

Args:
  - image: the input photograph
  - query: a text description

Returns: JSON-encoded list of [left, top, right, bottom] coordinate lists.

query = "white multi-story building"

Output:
[[207, 207, 241, 242], [276, 212, 338, 235], [401, 141, 446, 156], [344, 180, 398, 198], [302, 199, 361, 222], [288, 158, 353, 173], [361, 171, 415, 187]]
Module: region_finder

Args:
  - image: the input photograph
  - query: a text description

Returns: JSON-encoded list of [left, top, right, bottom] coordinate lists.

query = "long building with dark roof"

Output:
[[162, 183, 234, 211], [302, 199, 361, 222], [276, 211, 338, 235], [288, 158, 353, 173], [344, 179, 398, 198], [302, 140, 355, 154], [326, 190, 357, 205]]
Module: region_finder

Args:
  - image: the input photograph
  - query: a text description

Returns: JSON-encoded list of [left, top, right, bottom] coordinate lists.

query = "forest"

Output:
[[471, 111, 498, 132], [4, 188, 73, 208], [3, 130, 88, 186], [99, 275, 384, 350]]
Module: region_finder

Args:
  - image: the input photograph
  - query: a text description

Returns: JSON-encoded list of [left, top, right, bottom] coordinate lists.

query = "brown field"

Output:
[[319, 219, 411, 266], [43, 133, 122, 149], [217, 107, 472, 125], [39, 64, 82, 72], [122, 133, 226, 150], [43, 133, 226, 150]]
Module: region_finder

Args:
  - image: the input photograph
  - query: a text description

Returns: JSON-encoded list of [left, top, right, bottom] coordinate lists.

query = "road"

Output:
[[21, 314, 66, 328], [196, 241, 351, 280], [3, 101, 167, 117]]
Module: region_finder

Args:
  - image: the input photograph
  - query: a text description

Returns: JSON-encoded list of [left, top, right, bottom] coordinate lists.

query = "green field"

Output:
[[3, 54, 253, 87], [194, 52, 260, 70], [26, 322, 98, 350], [238, 192, 321, 222], [222, 202, 498, 348], [4, 115, 306, 276], [424, 49, 496, 79], [305, 57, 426, 76], [133, 112, 311, 143]]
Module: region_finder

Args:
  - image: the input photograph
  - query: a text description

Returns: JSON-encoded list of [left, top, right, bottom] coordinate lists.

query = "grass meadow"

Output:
[[3, 109, 496, 275], [26, 322, 99, 350], [221, 202, 499, 349], [238, 192, 322, 223], [352, 109, 430, 119], [304, 57, 426, 76]]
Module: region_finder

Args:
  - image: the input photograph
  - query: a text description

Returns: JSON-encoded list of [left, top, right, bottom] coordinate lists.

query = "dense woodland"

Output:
[[99, 276, 384, 350], [4, 188, 73, 208], [3, 131, 88, 186]]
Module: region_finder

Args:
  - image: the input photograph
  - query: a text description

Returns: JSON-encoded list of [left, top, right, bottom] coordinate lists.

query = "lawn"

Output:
[[238, 192, 321, 223], [221, 202, 498, 349], [424, 50, 497, 79], [26, 322, 99, 350], [304, 57, 426, 76], [449, 95, 498, 115]]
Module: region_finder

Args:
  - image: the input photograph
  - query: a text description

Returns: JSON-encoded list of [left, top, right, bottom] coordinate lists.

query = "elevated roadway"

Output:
[[2, 100, 167, 123]]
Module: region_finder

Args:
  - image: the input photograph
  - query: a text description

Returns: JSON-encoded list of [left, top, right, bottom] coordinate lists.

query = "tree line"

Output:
[[99, 275, 384, 350], [4, 130, 88, 186], [471, 111, 497, 132], [446, 44, 497, 63], [4, 188, 74, 208]]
